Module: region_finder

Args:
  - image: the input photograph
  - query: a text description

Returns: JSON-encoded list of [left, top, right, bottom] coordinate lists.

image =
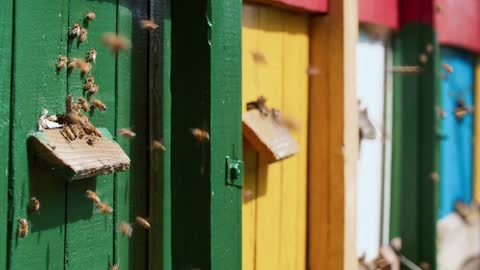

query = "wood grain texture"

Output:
[[64, 0, 116, 268], [475, 58, 480, 202], [242, 4, 308, 270], [359, 0, 398, 29], [149, 0, 172, 269], [8, 0, 69, 269], [308, 0, 358, 269], [0, 0, 13, 267], [246, 0, 327, 13]]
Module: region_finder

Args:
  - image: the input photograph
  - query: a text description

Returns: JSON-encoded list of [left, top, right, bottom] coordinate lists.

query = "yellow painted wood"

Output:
[[474, 58, 480, 202], [242, 4, 309, 270]]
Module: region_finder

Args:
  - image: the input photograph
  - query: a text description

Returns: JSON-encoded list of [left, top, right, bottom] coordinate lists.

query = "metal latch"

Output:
[[225, 156, 243, 188]]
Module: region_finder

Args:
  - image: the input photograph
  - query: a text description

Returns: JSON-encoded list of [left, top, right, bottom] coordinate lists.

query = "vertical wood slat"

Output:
[[8, 0, 68, 269], [475, 58, 480, 202], [308, 0, 358, 269], [0, 0, 13, 267], [64, 1, 116, 268], [149, 0, 172, 269], [116, 0, 149, 269]]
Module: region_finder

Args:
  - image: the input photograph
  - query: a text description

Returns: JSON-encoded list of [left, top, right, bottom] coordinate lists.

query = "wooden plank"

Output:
[[0, 0, 13, 267], [359, 0, 398, 29], [399, 0, 434, 25], [246, 0, 327, 13], [116, 0, 149, 269], [435, 0, 480, 53], [64, 1, 117, 268], [7, 0, 68, 268], [149, 0, 172, 269], [475, 58, 480, 202], [390, 23, 439, 268], [308, 0, 358, 269]]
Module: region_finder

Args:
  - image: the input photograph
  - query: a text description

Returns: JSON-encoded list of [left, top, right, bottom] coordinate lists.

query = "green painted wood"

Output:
[[0, 0, 13, 267], [149, 0, 172, 269], [116, 0, 149, 269], [390, 23, 439, 269], [171, 0, 242, 269], [7, 0, 69, 269], [64, 1, 116, 269]]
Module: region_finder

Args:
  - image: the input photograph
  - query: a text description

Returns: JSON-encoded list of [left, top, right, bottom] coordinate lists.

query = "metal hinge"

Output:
[[225, 156, 243, 188]]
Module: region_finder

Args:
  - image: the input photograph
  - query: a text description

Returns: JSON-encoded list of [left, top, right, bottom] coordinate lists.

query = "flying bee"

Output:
[[87, 48, 97, 63], [87, 136, 98, 146], [85, 11, 96, 21], [90, 98, 107, 111], [426, 43, 434, 54], [78, 28, 88, 43], [69, 22, 81, 38], [63, 126, 76, 141], [152, 140, 166, 151], [96, 202, 113, 214], [419, 53, 428, 64], [139, 19, 159, 30], [102, 33, 131, 52], [18, 218, 29, 238], [78, 97, 90, 112], [86, 190, 101, 204], [29, 197, 40, 213], [136, 216, 150, 229], [57, 56, 68, 70], [67, 58, 78, 70], [191, 128, 210, 142], [119, 222, 133, 237], [118, 128, 136, 139], [77, 60, 91, 74], [442, 63, 453, 73]]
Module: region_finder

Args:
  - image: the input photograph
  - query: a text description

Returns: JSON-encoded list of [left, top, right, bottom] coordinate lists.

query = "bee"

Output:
[[139, 19, 159, 30], [87, 136, 98, 146], [152, 140, 166, 151], [93, 128, 102, 137], [78, 97, 90, 112], [78, 28, 88, 43], [87, 48, 97, 63], [69, 112, 87, 126], [86, 189, 101, 204], [57, 56, 68, 70], [85, 11, 96, 21], [419, 53, 428, 64], [191, 128, 210, 142], [72, 103, 81, 113], [119, 222, 133, 237], [18, 218, 29, 238], [306, 66, 319, 76], [118, 128, 136, 139], [442, 63, 453, 73], [29, 197, 40, 213], [96, 202, 113, 214], [90, 98, 107, 111], [426, 43, 434, 54], [430, 172, 439, 182], [64, 126, 76, 141], [86, 75, 94, 84], [109, 263, 119, 270], [102, 33, 131, 51], [70, 124, 83, 138], [69, 22, 81, 38], [83, 123, 96, 135], [136, 216, 150, 229], [89, 84, 99, 95], [436, 106, 447, 119], [251, 50, 267, 64], [77, 60, 91, 74], [67, 58, 78, 70]]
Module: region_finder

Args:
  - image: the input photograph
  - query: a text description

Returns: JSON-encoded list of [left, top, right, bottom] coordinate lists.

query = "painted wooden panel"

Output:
[[356, 31, 387, 261], [400, 0, 434, 25], [359, 0, 398, 29], [247, 0, 327, 13], [475, 59, 480, 202], [242, 4, 309, 270], [439, 47, 474, 219], [434, 0, 480, 53]]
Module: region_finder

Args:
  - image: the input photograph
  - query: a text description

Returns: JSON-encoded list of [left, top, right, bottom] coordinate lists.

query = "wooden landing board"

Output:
[[28, 128, 130, 180]]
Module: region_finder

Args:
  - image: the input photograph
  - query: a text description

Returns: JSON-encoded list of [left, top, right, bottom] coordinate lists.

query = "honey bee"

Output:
[[93, 128, 102, 137], [139, 19, 159, 30], [87, 48, 97, 63], [118, 128, 136, 139], [306, 66, 319, 76], [102, 33, 131, 51], [78, 97, 90, 112], [18, 218, 29, 238], [78, 28, 88, 43], [57, 56, 68, 70], [86, 189, 101, 204], [90, 98, 107, 111], [96, 202, 113, 214], [72, 103, 81, 113], [83, 123, 95, 135], [152, 140, 166, 151], [85, 11, 96, 21], [87, 136, 98, 146], [442, 63, 453, 73], [69, 22, 81, 38], [191, 128, 210, 142], [77, 60, 91, 74], [70, 124, 82, 138], [430, 172, 439, 182], [69, 112, 87, 126], [89, 84, 99, 95], [86, 75, 94, 84], [64, 126, 76, 141], [136, 216, 151, 229], [251, 50, 267, 64], [426, 43, 434, 54], [119, 222, 133, 237], [419, 53, 428, 64], [29, 197, 40, 212], [109, 263, 119, 270], [436, 106, 447, 118], [67, 58, 78, 70]]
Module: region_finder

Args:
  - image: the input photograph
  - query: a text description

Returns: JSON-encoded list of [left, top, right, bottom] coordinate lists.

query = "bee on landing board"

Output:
[[18, 218, 29, 238], [139, 19, 159, 30], [87, 136, 98, 146], [29, 197, 40, 213], [136, 216, 151, 229], [119, 222, 133, 237], [191, 128, 210, 142]]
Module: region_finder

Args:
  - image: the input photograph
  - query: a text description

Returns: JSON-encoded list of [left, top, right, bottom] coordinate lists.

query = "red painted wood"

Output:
[[400, 0, 434, 25], [359, 0, 399, 29], [246, 0, 327, 13], [434, 0, 480, 53]]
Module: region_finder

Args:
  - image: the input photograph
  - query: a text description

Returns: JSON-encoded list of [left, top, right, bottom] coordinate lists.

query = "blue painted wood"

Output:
[[439, 47, 474, 219]]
